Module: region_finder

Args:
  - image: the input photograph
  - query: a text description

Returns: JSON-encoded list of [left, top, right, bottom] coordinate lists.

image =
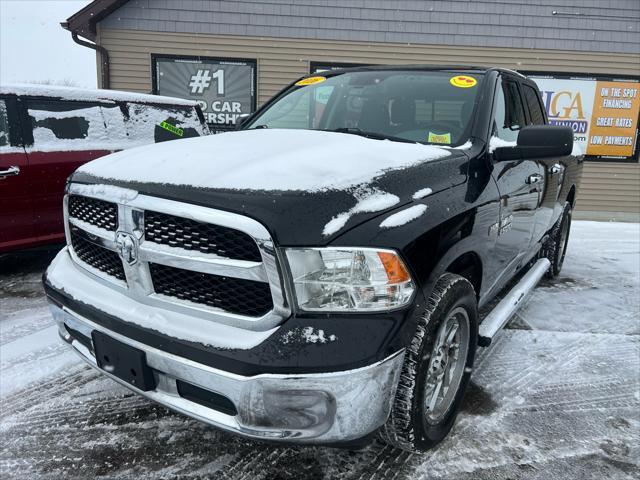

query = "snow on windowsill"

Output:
[[488, 136, 517, 153]]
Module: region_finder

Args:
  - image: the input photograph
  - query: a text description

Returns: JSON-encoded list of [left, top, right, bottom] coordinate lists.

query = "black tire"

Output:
[[543, 202, 572, 278], [379, 273, 478, 452]]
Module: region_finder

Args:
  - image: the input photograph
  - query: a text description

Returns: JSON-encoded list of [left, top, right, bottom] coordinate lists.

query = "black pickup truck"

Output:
[[43, 66, 581, 452]]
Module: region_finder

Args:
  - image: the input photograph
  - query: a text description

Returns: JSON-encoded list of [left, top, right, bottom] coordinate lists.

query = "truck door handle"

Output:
[[549, 164, 563, 175], [0, 166, 20, 178], [526, 173, 542, 184]]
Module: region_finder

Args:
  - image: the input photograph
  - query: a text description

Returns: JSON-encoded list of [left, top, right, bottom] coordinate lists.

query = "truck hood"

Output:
[[72, 129, 469, 245]]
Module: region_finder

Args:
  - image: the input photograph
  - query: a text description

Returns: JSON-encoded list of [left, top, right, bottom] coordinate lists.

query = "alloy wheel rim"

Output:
[[423, 306, 470, 424]]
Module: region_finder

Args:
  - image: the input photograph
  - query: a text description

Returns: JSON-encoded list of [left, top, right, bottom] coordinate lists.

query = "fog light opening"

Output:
[[241, 388, 336, 433]]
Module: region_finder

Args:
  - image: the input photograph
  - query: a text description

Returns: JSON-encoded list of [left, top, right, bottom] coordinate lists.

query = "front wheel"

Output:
[[380, 273, 478, 452]]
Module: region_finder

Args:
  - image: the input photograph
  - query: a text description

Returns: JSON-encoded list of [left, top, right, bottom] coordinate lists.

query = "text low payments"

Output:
[[588, 82, 640, 158]]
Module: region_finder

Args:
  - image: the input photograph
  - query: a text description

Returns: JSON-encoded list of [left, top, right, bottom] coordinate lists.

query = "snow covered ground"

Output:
[[0, 221, 638, 479]]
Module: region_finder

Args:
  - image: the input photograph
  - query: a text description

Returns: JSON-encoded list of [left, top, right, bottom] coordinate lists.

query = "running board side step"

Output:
[[478, 258, 550, 347]]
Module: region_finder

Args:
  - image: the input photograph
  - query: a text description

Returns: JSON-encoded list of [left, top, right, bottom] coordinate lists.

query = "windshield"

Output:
[[246, 70, 483, 146]]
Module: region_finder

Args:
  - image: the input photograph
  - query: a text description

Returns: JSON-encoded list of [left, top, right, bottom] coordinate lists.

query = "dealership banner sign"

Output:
[[153, 56, 256, 129], [531, 76, 640, 160]]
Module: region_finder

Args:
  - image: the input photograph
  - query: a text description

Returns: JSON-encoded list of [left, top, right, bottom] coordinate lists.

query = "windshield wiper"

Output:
[[250, 124, 269, 129], [324, 127, 416, 144]]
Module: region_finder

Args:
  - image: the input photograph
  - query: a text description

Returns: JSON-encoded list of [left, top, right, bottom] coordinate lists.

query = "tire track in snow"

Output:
[[1, 365, 94, 419], [5, 396, 148, 432], [217, 446, 282, 480], [350, 443, 417, 480], [516, 391, 638, 413]]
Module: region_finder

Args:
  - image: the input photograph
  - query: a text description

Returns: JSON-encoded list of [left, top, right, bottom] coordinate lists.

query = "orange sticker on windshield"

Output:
[[295, 76, 326, 86], [450, 75, 477, 88]]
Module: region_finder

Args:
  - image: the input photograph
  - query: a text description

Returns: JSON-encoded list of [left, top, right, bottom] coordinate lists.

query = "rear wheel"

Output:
[[543, 202, 572, 278], [380, 273, 478, 452]]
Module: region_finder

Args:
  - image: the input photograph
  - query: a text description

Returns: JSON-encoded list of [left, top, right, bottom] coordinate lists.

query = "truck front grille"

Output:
[[149, 263, 273, 317], [65, 188, 286, 328], [69, 228, 125, 281], [68, 195, 118, 231], [145, 210, 261, 262]]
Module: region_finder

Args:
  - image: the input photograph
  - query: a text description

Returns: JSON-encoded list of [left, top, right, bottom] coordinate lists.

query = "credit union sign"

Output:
[[532, 76, 640, 160]]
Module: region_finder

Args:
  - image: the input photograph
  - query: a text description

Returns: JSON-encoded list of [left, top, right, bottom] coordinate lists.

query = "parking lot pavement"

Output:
[[1, 221, 638, 480]]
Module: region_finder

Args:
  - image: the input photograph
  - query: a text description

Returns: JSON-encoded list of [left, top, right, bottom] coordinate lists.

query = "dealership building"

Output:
[[63, 0, 640, 221]]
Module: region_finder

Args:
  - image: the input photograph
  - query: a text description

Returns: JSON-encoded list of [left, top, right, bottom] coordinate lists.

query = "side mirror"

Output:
[[235, 113, 253, 130], [493, 125, 573, 161]]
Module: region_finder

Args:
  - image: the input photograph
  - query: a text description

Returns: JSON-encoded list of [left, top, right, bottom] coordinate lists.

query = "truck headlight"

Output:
[[285, 248, 415, 312]]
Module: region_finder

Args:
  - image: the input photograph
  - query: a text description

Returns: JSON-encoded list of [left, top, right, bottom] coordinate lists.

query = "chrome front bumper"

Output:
[[50, 303, 404, 444]]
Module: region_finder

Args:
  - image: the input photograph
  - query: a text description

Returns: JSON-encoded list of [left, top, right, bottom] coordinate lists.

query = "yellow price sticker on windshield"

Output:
[[295, 76, 326, 86], [428, 132, 451, 144], [450, 75, 477, 88]]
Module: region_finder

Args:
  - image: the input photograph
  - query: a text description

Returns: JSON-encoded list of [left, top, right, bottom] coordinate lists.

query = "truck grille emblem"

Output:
[[116, 232, 138, 266]]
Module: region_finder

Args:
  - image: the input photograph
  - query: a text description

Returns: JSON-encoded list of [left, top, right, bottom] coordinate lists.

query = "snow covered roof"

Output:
[[0, 83, 197, 107]]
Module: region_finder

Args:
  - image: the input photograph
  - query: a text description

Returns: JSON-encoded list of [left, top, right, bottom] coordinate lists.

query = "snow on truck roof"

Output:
[[0, 83, 198, 107]]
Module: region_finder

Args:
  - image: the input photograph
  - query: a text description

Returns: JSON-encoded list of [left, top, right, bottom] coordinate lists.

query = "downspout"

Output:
[[69, 30, 110, 89]]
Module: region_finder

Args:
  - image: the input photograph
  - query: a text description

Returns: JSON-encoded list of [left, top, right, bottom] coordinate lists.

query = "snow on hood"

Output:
[[380, 204, 428, 229], [78, 129, 451, 192], [322, 188, 400, 236]]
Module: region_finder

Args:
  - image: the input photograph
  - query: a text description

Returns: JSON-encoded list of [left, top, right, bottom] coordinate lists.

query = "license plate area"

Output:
[[92, 331, 156, 391]]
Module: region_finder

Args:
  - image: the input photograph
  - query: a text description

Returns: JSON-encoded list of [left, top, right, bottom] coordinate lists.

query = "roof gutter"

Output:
[[62, 22, 110, 89]]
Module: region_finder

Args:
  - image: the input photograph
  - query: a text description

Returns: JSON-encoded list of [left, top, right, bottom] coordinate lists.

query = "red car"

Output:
[[0, 84, 208, 253]]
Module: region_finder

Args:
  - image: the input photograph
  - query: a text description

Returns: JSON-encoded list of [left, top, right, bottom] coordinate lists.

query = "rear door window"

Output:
[[26, 100, 109, 151]]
